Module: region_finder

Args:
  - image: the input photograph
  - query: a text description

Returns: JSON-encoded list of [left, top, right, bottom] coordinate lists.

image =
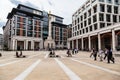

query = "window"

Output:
[[77, 31, 79, 35], [77, 18, 79, 23], [94, 24, 97, 30], [84, 21, 87, 27], [115, 0, 119, 5], [75, 32, 77, 36], [28, 20, 32, 25], [100, 4, 105, 12], [86, 27, 88, 33], [113, 15, 117, 22], [17, 17, 20, 22], [99, 0, 104, 2], [119, 16, 120, 22], [93, 5, 97, 13], [17, 23, 20, 28], [88, 9, 91, 17], [100, 23, 105, 28], [99, 13, 104, 21], [84, 13, 87, 19], [75, 26, 77, 31], [75, 20, 77, 25], [90, 26, 92, 31], [107, 0, 112, 3], [93, 15, 97, 22], [23, 18, 26, 23], [79, 30, 81, 35], [81, 16, 83, 21], [88, 18, 91, 25], [106, 14, 111, 22], [82, 29, 85, 34], [16, 29, 20, 36], [78, 24, 80, 30], [114, 6, 118, 14], [107, 5, 112, 13], [27, 31, 33, 37], [107, 23, 111, 26], [81, 23, 83, 28]]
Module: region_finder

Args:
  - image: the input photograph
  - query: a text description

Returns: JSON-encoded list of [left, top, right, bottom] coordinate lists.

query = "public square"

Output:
[[0, 50, 120, 80]]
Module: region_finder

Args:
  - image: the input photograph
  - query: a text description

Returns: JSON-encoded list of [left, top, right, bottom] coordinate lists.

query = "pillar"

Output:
[[67, 41, 70, 49], [31, 41, 34, 50], [24, 41, 26, 50], [81, 37, 84, 50], [12, 39, 15, 50], [112, 29, 116, 51], [76, 39, 78, 49], [88, 35, 91, 51], [25, 40, 28, 50], [98, 33, 101, 51]]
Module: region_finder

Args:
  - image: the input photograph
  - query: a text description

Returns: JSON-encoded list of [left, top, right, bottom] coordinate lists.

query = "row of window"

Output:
[[100, 4, 119, 14], [16, 29, 41, 37], [73, 5, 119, 26], [99, 0, 119, 5], [73, 14, 120, 31], [73, 22, 114, 37], [17, 23, 41, 31], [17, 16, 41, 26]]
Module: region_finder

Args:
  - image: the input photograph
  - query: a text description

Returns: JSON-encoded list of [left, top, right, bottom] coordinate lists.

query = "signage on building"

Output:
[[33, 10, 42, 16]]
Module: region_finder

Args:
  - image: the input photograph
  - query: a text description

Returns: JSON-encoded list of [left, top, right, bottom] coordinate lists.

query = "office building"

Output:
[[68, 0, 120, 51]]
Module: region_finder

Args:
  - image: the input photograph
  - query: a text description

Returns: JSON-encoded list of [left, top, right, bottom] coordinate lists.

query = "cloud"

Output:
[[47, 0, 54, 6], [0, 21, 5, 34], [0, 21, 5, 27], [9, 0, 39, 10]]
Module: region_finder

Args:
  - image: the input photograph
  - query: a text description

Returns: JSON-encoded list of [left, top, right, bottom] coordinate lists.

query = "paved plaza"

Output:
[[0, 50, 120, 80]]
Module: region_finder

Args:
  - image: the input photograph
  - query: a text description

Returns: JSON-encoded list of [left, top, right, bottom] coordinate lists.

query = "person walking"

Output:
[[93, 50, 97, 61], [90, 48, 95, 58], [104, 48, 108, 60], [67, 49, 72, 57], [107, 48, 115, 63], [90, 48, 97, 61], [99, 49, 104, 61], [72, 49, 74, 55]]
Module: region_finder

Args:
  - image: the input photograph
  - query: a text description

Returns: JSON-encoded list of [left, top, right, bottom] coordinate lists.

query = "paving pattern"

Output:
[[0, 50, 120, 80]]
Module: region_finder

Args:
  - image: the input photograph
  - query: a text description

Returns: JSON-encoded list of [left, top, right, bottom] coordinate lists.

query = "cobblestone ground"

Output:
[[0, 50, 120, 80]]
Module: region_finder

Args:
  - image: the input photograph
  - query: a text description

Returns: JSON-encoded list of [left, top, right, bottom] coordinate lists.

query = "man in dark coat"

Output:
[[107, 48, 115, 63]]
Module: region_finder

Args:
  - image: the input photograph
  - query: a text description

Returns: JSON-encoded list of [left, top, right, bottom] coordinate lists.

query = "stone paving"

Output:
[[0, 50, 120, 80]]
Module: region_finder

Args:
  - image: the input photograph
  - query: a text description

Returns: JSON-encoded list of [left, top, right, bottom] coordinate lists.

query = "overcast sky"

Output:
[[0, 0, 86, 34]]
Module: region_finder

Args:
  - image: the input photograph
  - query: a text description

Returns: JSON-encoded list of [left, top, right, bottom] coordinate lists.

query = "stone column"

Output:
[[88, 35, 91, 51], [98, 33, 101, 51], [112, 29, 116, 51], [25, 40, 28, 50], [31, 41, 34, 50], [67, 41, 70, 49], [24, 41, 26, 50], [14, 39, 17, 50], [12, 39, 15, 50], [81, 37, 84, 50]]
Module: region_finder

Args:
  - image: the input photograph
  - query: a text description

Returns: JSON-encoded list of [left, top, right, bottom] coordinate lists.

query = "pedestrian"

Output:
[[0, 53, 2, 57], [72, 49, 74, 55], [67, 49, 72, 57], [98, 49, 104, 61], [93, 50, 97, 61], [104, 48, 108, 60], [90, 48, 95, 57], [107, 48, 115, 63]]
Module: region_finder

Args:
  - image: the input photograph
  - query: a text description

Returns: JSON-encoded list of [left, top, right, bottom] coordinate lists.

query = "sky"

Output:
[[0, 0, 87, 34]]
